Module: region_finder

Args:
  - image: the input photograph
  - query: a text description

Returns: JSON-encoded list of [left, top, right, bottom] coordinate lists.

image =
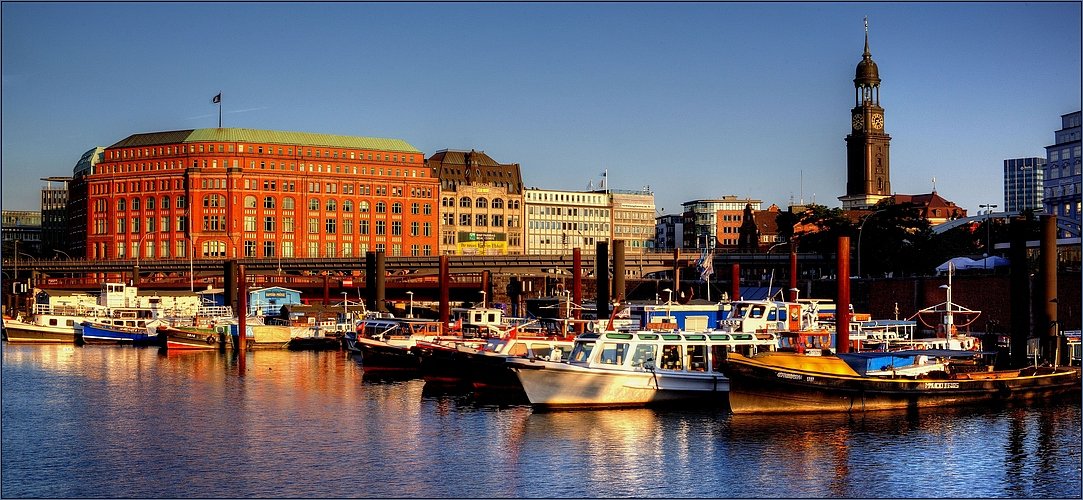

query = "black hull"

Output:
[[414, 345, 471, 386], [724, 356, 1082, 414], [464, 352, 524, 395], [355, 342, 420, 373]]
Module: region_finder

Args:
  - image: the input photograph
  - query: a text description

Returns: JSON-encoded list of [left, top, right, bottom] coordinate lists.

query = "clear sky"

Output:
[[2, 2, 1080, 216]]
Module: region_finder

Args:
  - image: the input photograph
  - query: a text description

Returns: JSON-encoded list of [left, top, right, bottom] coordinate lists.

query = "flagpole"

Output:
[[218, 91, 222, 128]]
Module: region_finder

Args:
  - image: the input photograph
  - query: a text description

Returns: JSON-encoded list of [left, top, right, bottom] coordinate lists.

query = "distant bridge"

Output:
[[932, 211, 1080, 237]]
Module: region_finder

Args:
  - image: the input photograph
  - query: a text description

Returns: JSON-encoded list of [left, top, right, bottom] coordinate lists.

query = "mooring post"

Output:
[[731, 264, 740, 301], [789, 250, 798, 302], [836, 237, 851, 354], [237, 264, 247, 372], [439, 255, 450, 328]]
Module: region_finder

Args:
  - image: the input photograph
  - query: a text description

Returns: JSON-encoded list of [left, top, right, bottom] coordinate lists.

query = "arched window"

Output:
[[264, 196, 276, 209], [117, 199, 126, 211], [491, 198, 504, 209], [161, 196, 170, 209], [203, 194, 224, 208], [309, 198, 320, 211], [202, 240, 227, 257], [459, 197, 471, 208], [146, 197, 155, 210], [475, 197, 488, 209], [391, 202, 402, 214], [375, 202, 386, 213], [359, 201, 370, 213], [282, 197, 295, 209], [343, 200, 353, 212], [131, 198, 140, 210], [244, 195, 257, 208]]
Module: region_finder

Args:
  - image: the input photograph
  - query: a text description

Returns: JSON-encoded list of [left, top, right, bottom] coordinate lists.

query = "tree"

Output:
[[858, 200, 933, 277]]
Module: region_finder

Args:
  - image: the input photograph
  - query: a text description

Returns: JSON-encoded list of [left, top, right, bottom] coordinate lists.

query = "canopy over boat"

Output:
[[837, 349, 989, 375]]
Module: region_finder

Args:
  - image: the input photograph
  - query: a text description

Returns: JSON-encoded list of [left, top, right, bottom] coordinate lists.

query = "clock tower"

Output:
[[840, 18, 892, 210]]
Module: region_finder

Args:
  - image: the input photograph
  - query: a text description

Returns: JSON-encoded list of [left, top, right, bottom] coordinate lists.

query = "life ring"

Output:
[[206, 335, 217, 345]]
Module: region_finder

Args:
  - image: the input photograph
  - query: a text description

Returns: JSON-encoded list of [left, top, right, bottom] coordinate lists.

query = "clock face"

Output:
[[871, 113, 884, 129], [852, 114, 864, 130]]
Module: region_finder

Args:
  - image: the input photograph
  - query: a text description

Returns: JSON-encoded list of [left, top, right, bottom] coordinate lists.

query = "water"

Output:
[[2, 345, 1080, 499]]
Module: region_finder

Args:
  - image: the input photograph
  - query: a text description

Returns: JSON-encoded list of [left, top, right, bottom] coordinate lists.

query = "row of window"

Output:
[[96, 239, 435, 259], [111, 143, 420, 164], [441, 213, 518, 228], [440, 197, 520, 209]]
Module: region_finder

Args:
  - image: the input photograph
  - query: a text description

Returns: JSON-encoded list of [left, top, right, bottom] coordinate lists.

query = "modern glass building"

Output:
[[1003, 157, 1045, 213]]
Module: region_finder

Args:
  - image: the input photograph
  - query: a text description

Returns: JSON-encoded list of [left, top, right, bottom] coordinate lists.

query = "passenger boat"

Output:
[[80, 317, 162, 346], [414, 307, 543, 384], [722, 350, 1082, 414], [461, 333, 575, 393], [507, 329, 778, 409], [3, 307, 91, 343], [344, 318, 448, 372]]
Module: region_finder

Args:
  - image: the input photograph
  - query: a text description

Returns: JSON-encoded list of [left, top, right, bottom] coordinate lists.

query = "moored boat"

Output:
[[3, 309, 87, 344], [344, 318, 447, 372], [80, 318, 161, 346], [157, 324, 224, 350], [508, 329, 778, 409], [722, 350, 1082, 414]]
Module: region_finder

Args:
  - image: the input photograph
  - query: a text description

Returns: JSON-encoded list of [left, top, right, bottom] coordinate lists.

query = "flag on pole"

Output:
[[212, 93, 221, 104], [699, 250, 714, 281]]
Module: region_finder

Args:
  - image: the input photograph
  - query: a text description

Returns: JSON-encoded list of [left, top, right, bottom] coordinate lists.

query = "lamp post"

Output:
[[342, 292, 349, 321], [406, 291, 414, 318], [53, 249, 71, 260], [979, 204, 998, 268], [856, 209, 887, 278], [479, 290, 487, 309]]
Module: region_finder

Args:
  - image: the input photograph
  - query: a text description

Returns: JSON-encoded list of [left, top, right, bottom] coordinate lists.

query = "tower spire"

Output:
[[863, 16, 870, 55]]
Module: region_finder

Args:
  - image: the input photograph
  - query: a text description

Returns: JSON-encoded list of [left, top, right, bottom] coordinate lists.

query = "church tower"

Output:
[[840, 18, 892, 210]]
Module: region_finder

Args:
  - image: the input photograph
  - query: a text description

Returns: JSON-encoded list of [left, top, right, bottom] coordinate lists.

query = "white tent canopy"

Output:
[[936, 256, 1009, 274]]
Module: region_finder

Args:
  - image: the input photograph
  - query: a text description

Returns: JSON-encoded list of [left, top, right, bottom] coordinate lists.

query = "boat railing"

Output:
[[33, 303, 108, 317]]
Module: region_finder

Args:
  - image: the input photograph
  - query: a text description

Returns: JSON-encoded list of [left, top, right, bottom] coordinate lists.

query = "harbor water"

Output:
[[2, 345, 1080, 498]]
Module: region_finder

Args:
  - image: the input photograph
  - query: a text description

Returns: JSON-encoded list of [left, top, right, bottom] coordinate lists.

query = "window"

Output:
[[460, 214, 471, 226], [326, 219, 337, 233], [118, 199, 126, 211], [360, 220, 370, 235], [244, 216, 256, 232], [391, 202, 402, 214], [309, 198, 320, 211], [411, 203, 419, 215], [282, 217, 294, 232], [244, 195, 257, 208], [476, 197, 488, 209], [132, 198, 140, 210], [460, 197, 471, 208], [343, 200, 353, 212], [244, 240, 257, 257], [360, 201, 370, 213], [375, 202, 386, 213], [476, 214, 487, 226], [263, 241, 276, 258], [283, 197, 295, 210], [161, 196, 170, 209], [264, 216, 276, 232], [326, 199, 337, 212], [308, 218, 319, 234], [375, 220, 386, 235], [391, 221, 402, 236], [264, 197, 276, 209], [203, 194, 224, 208]]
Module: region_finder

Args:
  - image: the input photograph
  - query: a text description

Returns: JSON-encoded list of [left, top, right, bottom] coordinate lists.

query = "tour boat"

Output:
[[722, 350, 1082, 414], [3, 308, 89, 343], [507, 329, 778, 409], [80, 317, 162, 346]]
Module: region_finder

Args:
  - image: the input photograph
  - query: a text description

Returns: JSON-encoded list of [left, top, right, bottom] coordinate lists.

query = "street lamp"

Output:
[[856, 209, 888, 278], [662, 288, 673, 304], [979, 204, 998, 267], [53, 249, 71, 260], [479, 290, 487, 309], [406, 291, 414, 318]]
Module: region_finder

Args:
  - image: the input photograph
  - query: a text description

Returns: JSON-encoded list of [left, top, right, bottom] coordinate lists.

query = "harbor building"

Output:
[[1003, 157, 1045, 213], [429, 149, 524, 255], [608, 189, 656, 254], [840, 21, 892, 210], [681, 197, 762, 250], [523, 188, 611, 255], [83, 128, 438, 260], [1, 210, 42, 256], [1043, 111, 1082, 238], [654, 214, 685, 251], [40, 176, 72, 258], [67, 147, 105, 258]]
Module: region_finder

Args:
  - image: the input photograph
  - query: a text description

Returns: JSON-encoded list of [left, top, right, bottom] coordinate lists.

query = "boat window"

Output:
[[49, 319, 58, 326], [508, 343, 528, 357], [767, 309, 778, 321], [750, 305, 766, 319], [688, 344, 707, 371], [710, 345, 728, 372], [631, 344, 656, 368], [598, 342, 629, 365], [569, 342, 595, 363], [659, 344, 683, 371], [732, 303, 749, 318], [529, 343, 552, 359], [66, 320, 74, 327]]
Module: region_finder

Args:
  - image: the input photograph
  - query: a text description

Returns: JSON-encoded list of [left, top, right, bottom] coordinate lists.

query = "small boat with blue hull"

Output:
[[80, 318, 161, 346]]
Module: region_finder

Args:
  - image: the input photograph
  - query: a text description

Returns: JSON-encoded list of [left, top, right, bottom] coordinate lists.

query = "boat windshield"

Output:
[[568, 341, 595, 364]]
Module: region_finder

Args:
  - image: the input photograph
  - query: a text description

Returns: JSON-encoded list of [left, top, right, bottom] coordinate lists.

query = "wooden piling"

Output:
[[836, 237, 850, 354]]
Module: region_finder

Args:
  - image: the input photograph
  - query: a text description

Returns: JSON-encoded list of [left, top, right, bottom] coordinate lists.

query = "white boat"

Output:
[[507, 329, 778, 409], [3, 305, 100, 343]]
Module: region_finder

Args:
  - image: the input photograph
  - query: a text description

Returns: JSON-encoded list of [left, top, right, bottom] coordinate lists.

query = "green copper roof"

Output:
[[109, 128, 421, 153]]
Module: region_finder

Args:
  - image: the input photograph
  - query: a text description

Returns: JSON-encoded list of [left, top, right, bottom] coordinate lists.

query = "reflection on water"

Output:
[[2, 345, 1079, 498]]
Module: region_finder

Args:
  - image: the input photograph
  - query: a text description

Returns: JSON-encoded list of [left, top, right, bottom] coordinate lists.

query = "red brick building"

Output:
[[84, 128, 438, 260]]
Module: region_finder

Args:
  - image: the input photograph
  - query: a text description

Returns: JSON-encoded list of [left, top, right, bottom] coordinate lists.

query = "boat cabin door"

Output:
[[787, 304, 802, 331]]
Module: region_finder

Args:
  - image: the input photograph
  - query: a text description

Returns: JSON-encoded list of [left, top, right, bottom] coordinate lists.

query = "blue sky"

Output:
[[2, 2, 1080, 216]]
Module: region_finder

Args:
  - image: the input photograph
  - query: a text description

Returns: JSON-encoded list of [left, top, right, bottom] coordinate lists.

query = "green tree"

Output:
[[857, 200, 932, 277]]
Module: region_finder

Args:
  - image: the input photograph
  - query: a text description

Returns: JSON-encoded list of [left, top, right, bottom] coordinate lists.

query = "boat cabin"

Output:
[[565, 331, 777, 374]]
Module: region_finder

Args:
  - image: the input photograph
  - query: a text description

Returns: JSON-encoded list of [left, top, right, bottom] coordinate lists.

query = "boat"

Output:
[[507, 329, 779, 409], [413, 306, 543, 384], [344, 318, 448, 372], [80, 317, 162, 346], [157, 323, 224, 350], [722, 350, 1082, 414], [460, 332, 575, 394], [2, 307, 92, 343]]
